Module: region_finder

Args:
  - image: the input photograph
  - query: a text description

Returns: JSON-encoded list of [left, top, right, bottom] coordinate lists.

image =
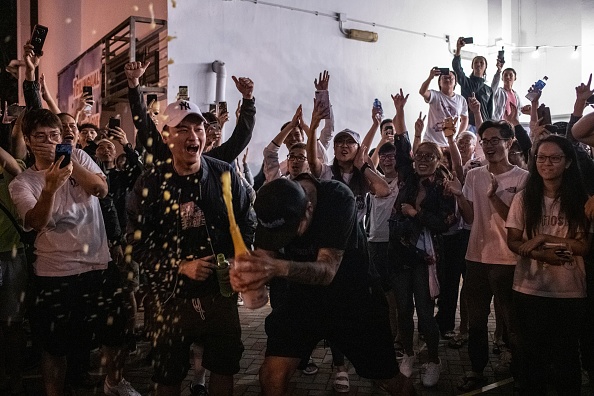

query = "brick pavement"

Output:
[[17, 301, 594, 395]]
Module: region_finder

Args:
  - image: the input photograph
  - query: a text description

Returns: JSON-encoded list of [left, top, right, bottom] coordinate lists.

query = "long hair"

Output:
[[523, 135, 587, 239]]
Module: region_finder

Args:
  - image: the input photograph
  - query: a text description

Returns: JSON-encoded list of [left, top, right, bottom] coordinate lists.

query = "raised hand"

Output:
[[235, 99, 242, 121], [242, 147, 249, 164], [314, 70, 330, 90], [217, 111, 230, 129], [391, 88, 409, 110], [44, 158, 73, 195], [414, 112, 426, 137], [371, 105, 382, 125], [504, 103, 520, 126], [107, 126, 129, 146], [468, 92, 481, 113], [23, 41, 41, 72], [124, 61, 151, 85], [496, 59, 504, 72], [527, 84, 542, 103], [308, 98, 326, 136], [354, 144, 369, 171], [520, 104, 532, 115], [445, 172, 463, 196], [456, 37, 466, 52], [429, 67, 441, 79], [232, 76, 254, 100], [442, 116, 458, 137], [575, 73, 594, 103]]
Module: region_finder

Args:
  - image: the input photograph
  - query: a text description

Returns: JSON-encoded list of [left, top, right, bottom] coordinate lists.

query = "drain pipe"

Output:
[[212, 60, 226, 103]]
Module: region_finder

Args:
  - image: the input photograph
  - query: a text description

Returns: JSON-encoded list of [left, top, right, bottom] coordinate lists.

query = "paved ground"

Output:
[[17, 301, 594, 395]]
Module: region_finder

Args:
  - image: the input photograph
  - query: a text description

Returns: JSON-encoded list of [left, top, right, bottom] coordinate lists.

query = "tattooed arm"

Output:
[[230, 247, 344, 292]]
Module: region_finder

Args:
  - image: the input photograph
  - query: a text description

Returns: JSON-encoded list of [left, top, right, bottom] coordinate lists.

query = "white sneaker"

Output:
[[399, 354, 415, 377], [104, 378, 141, 396], [422, 359, 441, 387]]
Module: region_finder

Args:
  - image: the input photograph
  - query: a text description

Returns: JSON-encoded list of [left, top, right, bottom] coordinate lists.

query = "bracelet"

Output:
[[359, 163, 370, 174]]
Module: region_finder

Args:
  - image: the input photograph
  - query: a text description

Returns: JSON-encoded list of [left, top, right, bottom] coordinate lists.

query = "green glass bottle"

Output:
[[216, 253, 234, 297]]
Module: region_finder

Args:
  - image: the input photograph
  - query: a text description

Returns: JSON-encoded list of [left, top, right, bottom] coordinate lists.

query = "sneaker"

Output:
[[104, 378, 141, 396], [422, 359, 441, 387], [399, 354, 415, 378], [494, 349, 512, 374], [189, 383, 209, 396], [237, 294, 244, 306]]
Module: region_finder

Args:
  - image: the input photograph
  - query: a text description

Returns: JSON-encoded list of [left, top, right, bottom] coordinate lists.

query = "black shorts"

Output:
[[265, 284, 398, 379], [148, 293, 243, 385], [32, 264, 127, 357]]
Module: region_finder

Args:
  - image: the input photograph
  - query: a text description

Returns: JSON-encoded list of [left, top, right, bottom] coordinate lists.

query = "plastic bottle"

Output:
[[525, 76, 548, 101], [216, 254, 234, 297], [373, 98, 383, 118]]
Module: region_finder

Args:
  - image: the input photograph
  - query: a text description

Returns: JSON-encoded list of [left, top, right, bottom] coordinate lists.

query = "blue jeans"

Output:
[[391, 257, 439, 360]]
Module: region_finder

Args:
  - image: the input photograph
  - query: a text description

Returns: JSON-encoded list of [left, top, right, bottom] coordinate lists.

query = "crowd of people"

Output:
[[1, 34, 594, 396]]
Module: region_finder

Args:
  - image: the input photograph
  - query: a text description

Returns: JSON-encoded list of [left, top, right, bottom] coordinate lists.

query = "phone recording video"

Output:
[[108, 117, 121, 131], [463, 37, 474, 44], [55, 143, 72, 169], [31, 25, 48, 56], [218, 101, 228, 117]]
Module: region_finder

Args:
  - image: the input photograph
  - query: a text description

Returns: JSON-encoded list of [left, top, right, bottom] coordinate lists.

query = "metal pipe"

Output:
[[211, 60, 226, 103]]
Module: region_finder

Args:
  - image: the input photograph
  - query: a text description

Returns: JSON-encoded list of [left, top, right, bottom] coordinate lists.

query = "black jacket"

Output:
[[126, 155, 256, 299], [452, 55, 493, 126], [128, 86, 256, 164]]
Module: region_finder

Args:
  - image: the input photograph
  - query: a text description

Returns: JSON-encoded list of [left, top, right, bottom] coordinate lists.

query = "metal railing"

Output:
[[58, 16, 168, 108]]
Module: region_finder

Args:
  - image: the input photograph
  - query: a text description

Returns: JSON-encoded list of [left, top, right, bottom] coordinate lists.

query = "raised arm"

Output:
[[315, 70, 334, 149], [39, 73, 60, 114], [571, 74, 594, 146], [303, 100, 325, 177], [468, 93, 483, 130], [361, 104, 382, 152], [491, 59, 503, 91], [23, 41, 43, 111], [0, 146, 22, 177], [263, 106, 301, 182], [419, 68, 440, 102], [207, 76, 256, 162], [452, 37, 470, 90], [412, 111, 425, 154]]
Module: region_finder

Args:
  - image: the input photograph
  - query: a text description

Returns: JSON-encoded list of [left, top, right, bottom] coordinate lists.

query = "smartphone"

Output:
[[178, 86, 189, 100], [586, 94, 594, 105], [30, 25, 48, 56], [209, 103, 217, 113], [218, 101, 228, 117], [83, 86, 93, 103], [7, 104, 26, 118], [315, 90, 331, 119], [108, 117, 121, 130], [498, 47, 505, 64], [55, 143, 72, 169], [537, 104, 552, 126], [463, 37, 474, 44], [438, 67, 450, 75]]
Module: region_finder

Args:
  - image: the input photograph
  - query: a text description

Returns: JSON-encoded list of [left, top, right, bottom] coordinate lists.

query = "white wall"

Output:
[[168, 0, 495, 165]]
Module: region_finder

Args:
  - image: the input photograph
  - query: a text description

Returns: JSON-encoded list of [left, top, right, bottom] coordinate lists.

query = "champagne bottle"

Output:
[[221, 171, 268, 309]]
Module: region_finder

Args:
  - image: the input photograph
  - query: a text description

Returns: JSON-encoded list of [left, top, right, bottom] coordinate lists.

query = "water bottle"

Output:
[[216, 253, 234, 298], [525, 76, 548, 101], [373, 98, 383, 118]]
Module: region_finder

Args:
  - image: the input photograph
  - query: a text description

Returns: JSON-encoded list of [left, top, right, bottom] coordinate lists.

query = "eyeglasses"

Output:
[[535, 154, 565, 164], [334, 139, 358, 147], [30, 131, 62, 142], [287, 154, 307, 162], [479, 137, 509, 146], [379, 153, 396, 160], [414, 153, 437, 162], [508, 151, 523, 156]]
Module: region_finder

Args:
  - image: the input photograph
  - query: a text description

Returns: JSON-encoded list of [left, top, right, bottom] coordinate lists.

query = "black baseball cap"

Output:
[[254, 178, 308, 251]]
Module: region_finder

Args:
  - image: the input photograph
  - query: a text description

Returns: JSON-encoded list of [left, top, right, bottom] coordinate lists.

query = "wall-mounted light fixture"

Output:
[[337, 13, 378, 43]]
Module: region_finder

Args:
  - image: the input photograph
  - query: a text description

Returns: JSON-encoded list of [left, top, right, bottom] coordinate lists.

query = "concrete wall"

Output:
[[168, 0, 497, 164]]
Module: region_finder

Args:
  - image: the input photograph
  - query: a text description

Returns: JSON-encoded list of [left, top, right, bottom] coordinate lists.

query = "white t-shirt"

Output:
[[368, 176, 399, 242], [424, 89, 469, 147], [9, 149, 110, 276], [506, 192, 587, 298], [463, 165, 528, 264]]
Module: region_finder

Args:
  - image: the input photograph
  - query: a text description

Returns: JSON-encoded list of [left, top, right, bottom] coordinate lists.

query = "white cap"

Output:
[[164, 99, 207, 127]]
